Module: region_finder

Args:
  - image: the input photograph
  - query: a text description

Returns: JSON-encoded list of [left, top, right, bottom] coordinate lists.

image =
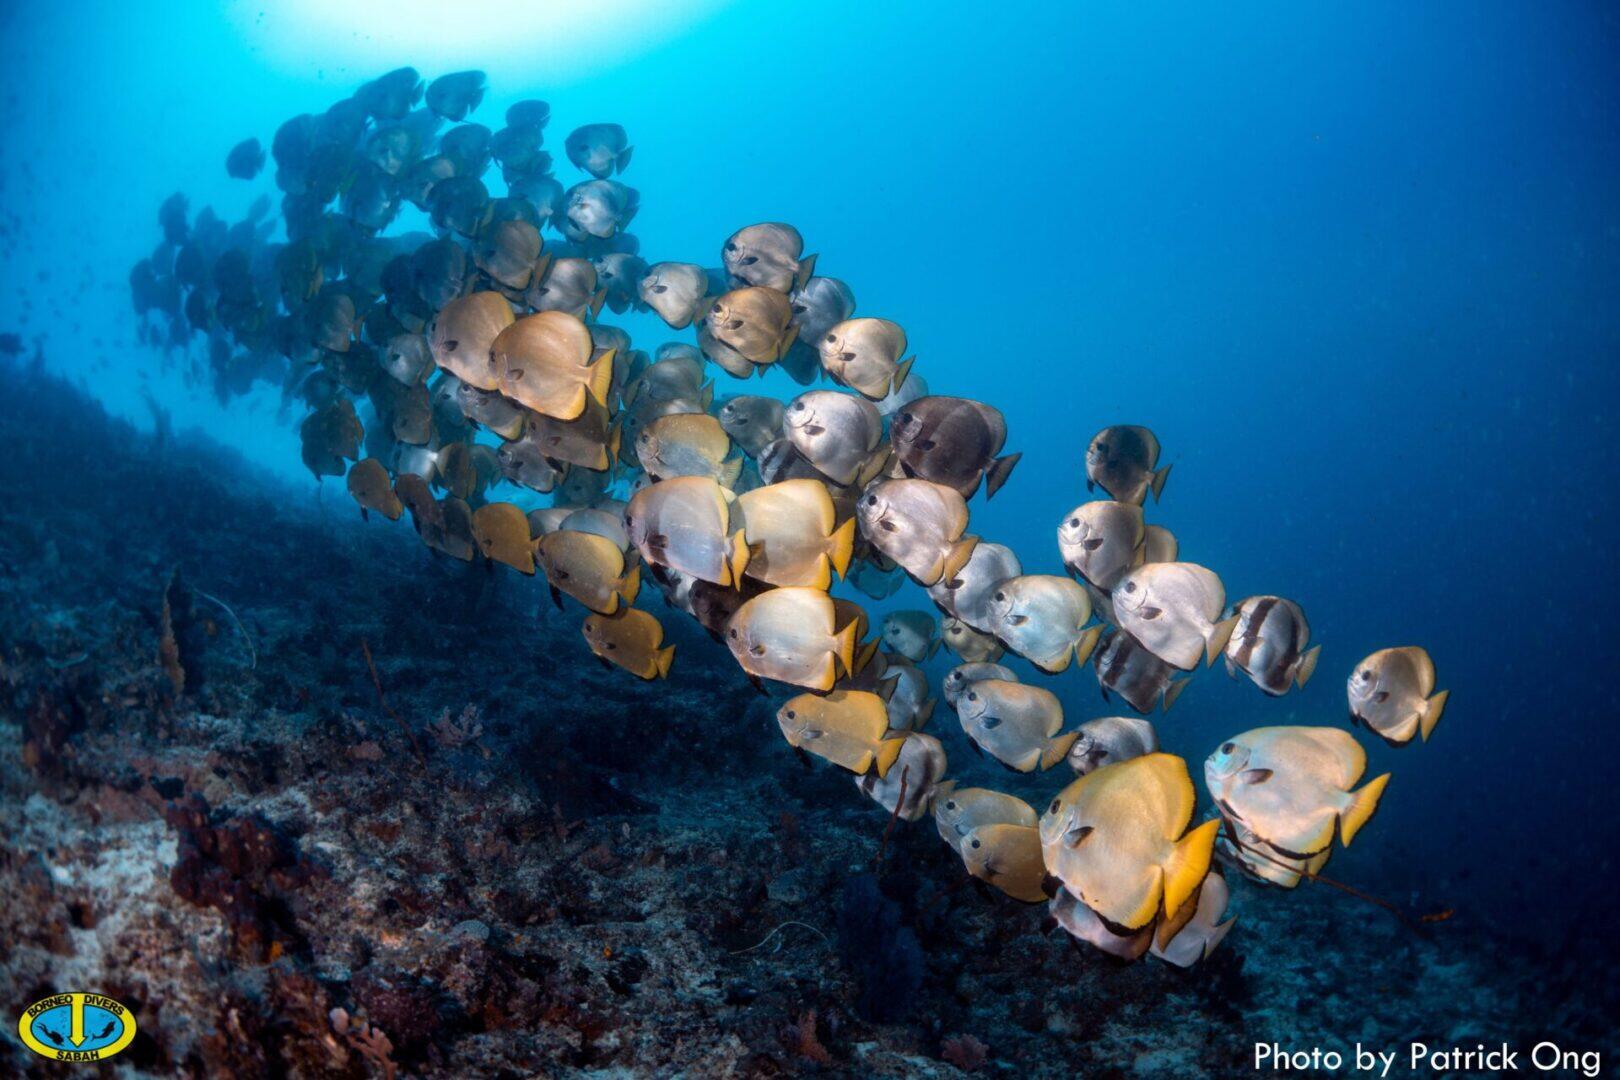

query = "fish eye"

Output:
[[945, 800, 957, 811], [725, 242, 737, 252], [862, 494, 876, 506], [786, 709, 796, 719], [1049, 799, 1061, 813], [969, 838, 980, 849], [791, 401, 805, 411], [1221, 742, 1235, 754], [1360, 670, 1372, 681], [824, 333, 836, 344], [1124, 581, 1136, 593], [898, 413, 912, 424], [993, 591, 1004, 601], [879, 521, 896, 532], [967, 692, 977, 701], [728, 629, 739, 639]]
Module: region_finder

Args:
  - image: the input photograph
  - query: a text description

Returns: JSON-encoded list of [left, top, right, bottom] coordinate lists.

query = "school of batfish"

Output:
[[130, 67, 1451, 965]]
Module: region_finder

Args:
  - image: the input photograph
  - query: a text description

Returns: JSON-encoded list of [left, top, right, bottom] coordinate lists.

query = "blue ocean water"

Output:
[[2, 0, 1617, 965]]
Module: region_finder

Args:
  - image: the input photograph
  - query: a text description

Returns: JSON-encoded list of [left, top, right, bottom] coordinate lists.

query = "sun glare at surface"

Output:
[[227, 0, 735, 85]]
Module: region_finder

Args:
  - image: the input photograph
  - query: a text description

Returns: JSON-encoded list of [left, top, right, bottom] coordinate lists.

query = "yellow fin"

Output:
[[1150, 463, 1173, 502], [586, 349, 616, 408], [1073, 624, 1103, 667], [1419, 689, 1448, 741], [1339, 773, 1390, 846], [727, 529, 751, 585], [833, 618, 860, 677], [892, 354, 915, 393], [655, 644, 675, 679], [1040, 731, 1080, 771], [1162, 819, 1219, 920], [619, 560, 641, 605], [1295, 644, 1322, 688], [940, 535, 979, 583], [827, 517, 857, 580], [778, 324, 799, 360], [855, 637, 880, 674], [1205, 615, 1239, 666], [873, 734, 906, 779]]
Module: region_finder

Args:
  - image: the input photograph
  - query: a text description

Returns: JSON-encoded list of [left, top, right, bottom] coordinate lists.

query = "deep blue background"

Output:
[[2, 2, 1617, 946]]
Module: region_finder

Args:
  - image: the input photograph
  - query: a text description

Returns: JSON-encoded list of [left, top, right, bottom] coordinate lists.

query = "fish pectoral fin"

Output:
[[1205, 615, 1240, 666], [1419, 689, 1449, 742], [1339, 773, 1390, 846], [794, 252, 818, 292]]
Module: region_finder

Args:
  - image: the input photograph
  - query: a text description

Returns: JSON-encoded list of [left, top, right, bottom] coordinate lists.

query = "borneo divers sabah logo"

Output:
[[17, 993, 138, 1062]]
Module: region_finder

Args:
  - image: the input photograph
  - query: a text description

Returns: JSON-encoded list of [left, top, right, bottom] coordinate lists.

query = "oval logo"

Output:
[[17, 993, 138, 1062]]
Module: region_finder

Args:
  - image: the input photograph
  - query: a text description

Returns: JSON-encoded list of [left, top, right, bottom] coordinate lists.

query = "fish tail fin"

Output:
[[1073, 624, 1103, 668], [893, 354, 915, 393], [1419, 689, 1449, 742], [794, 253, 818, 291], [1295, 644, 1322, 688], [1339, 773, 1390, 846], [589, 288, 608, 320], [916, 696, 937, 729], [620, 560, 641, 605], [1204, 915, 1237, 960], [533, 252, 553, 283], [719, 454, 743, 490], [1162, 678, 1189, 712], [778, 324, 799, 360], [833, 619, 860, 677], [873, 734, 905, 779], [827, 517, 857, 580], [617, 145, 635, 173], [1205, 615, 1240, 666], [585, 348, 615, 407], [855, 637, 880, 674], [606, 416, 624, 463], [985, 452, 1021, 499], [925, 636, 942, 660], [1162, 819, 1220, 919], [727, 529, 751, 585], [655, 644, 675, 679], [941, 535, 979, 583], [1150, 463, 1173, 502], [1041, 731, 1080, 771], [699, 380, 714, 409]]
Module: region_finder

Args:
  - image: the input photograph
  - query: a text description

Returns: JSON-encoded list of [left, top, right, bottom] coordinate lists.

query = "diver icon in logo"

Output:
[[16, 992, 138, 1062]]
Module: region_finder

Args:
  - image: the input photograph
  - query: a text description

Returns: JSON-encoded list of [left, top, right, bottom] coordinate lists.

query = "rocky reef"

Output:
[[3, 356, 1612, 1076]]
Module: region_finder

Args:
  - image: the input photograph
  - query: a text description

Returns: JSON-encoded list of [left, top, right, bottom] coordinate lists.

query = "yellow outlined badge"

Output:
[[17, 993, 138, 1062]]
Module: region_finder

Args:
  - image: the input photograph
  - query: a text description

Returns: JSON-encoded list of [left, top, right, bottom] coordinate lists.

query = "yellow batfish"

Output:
[[1039, 753, 1221, 932], [1204, 726, 1389, 861], [726, 587, 860, 691], [708, 285, 798, 366], [625, 476, 749, 587], [733, 478, 857, 589], [776, 690, 905, 776], [961, 824, 1049, 902], [430, 290, 515, 391], [470, 501, 535, 574], [536, 529, 641, 614], [582, 607, 674, 680], [491, 310, 614, 421], [933, 782, 1038, 853], [636, 412, 742, 488]]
